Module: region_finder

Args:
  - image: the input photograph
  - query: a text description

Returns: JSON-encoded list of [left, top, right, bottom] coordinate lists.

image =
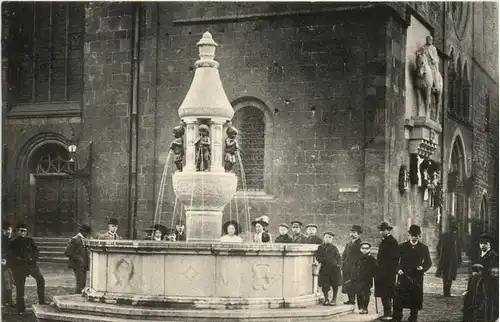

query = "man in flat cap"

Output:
[[8, 223, 46, 314], [375, 221, 400, 320], [275, 223, 292, 243], [175, 220, 186, 242], [341, 224, 363, 305], [65, 224, 92, 294], [435, 220, 461, 297], [315, 232, 342, 306], [393, 224, 432, 322], [306, 224, 323, 245], [290, 220, 308, 244], [98, 218, 121, 240]]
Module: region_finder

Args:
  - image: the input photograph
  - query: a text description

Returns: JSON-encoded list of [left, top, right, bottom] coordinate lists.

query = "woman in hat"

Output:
[[220, 220, 243, 243], [252, 216, 271, 243], [393, 225, 432, 322]]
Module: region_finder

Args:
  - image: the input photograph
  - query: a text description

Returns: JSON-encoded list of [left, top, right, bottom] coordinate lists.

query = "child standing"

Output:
[[315, 232, 342, 306], [275, 224, 292, 243], [352, 241, 377, 314], [462, 264, 488, 322]]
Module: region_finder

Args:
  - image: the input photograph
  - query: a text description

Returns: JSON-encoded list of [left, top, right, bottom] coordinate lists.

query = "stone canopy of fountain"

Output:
[[33, 32, 353, 322]]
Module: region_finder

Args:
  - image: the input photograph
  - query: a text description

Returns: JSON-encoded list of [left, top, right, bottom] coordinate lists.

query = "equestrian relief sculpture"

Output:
[[414, 36, 443, 122]]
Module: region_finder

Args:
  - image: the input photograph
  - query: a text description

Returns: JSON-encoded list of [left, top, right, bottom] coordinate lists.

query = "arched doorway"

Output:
[[28, 143, 78, 237], [448, 137, 468, 250]]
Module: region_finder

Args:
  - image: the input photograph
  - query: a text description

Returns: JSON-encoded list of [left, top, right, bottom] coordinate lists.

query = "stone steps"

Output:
[[33, 295, 356, 322], [32, 237, 69, 264]]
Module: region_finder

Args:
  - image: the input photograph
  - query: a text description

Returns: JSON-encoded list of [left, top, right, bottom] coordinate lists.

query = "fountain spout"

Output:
[[172, 32, 237, 242]]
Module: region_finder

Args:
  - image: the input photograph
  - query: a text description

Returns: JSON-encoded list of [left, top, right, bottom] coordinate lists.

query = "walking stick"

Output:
[[373, 277, 379, 314]]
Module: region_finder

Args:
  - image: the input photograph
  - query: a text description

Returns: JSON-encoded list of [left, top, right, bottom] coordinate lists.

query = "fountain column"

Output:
[[173, 31, 237, 242], [210, 117, 225, 172]]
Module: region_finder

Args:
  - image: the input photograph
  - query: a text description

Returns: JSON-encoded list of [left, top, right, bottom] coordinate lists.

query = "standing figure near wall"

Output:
[[170, 125, 185, 172], [224, 126, 239, 172], [195, 124, 211, 172]]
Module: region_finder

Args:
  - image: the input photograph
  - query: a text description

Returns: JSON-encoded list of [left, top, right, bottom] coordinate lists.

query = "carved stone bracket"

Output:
[[406, 116, 442, 161]]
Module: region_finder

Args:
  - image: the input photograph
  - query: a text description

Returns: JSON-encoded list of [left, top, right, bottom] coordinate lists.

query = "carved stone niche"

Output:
[[405, 116, 442, 163]]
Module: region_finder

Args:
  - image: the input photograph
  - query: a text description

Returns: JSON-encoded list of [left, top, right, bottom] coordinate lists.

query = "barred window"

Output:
[[231, 106, 265, 191], [8, 2, 85, 104]]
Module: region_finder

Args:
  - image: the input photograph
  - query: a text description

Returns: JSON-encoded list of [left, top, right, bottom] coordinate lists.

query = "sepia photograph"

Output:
[[0, 1, 498, 322]]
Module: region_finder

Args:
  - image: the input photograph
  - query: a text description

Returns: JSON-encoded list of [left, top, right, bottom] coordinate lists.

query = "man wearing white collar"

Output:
[[65, 224, 92, 294], [393, 225, 432, 322], [98, 218, 121, 240]]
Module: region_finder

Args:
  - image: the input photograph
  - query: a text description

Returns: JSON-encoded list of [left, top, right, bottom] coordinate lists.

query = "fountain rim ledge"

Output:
[[86, 240, 318, 255]]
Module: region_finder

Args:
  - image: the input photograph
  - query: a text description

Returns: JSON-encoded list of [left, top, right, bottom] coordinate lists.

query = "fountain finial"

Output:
[[178, 31, 234, 120], [195, 31, 219, 69]]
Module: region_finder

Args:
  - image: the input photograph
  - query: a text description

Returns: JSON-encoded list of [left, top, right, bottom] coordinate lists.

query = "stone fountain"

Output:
[[33, 32, 354, 322]]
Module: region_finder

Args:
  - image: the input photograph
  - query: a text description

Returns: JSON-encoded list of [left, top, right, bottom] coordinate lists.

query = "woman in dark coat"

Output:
[[315, 232, 342, 306], [374, 222, 400, 319], [435, 221, 461, 297]]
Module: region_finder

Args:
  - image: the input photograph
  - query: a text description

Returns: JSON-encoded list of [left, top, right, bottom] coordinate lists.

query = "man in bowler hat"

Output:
[[65, 224, 92, 294], [8, 223, 46, 314], [290, 220, 308, 244], [435, 220, 461, 297], [98, 218, 121, 240], [2, 220, 14, 307], [342, 224, 363, 305], [393, 224, 432, 322], [375, 222, 400, 320]]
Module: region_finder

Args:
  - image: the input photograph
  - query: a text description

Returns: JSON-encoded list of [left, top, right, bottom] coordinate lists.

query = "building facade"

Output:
[[2, 2, 498, 251]]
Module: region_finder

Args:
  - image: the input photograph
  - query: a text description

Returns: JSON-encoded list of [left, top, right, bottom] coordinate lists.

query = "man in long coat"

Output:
[[65, 224, 92, 294], [374, 221, 399, 320], [342, 224, 363, 305], [2, 220, 14, 307], [393, 224, 432, 322], [435, 221, 461, 297], [8, 223, 47, 314]]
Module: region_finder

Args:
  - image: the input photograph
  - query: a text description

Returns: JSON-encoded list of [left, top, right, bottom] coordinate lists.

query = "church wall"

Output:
[[149, 3, 393, 244]]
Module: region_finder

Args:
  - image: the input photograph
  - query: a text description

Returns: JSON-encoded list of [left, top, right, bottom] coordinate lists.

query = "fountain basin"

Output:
[[85, 240, 317, 308], [33, 240, 359, 322]]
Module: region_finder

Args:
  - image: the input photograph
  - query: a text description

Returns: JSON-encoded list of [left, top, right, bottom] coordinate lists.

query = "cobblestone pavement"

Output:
[[5, 263, 469, 322]]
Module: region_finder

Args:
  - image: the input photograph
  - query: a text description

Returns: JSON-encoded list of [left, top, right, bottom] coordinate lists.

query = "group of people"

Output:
[[2, 216, 498, 322]]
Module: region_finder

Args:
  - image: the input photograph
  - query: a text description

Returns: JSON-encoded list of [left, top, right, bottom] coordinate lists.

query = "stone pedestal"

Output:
[[172, 171, 237, 242]]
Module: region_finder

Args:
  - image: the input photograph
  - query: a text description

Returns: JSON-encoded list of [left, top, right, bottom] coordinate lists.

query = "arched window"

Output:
[[479, 195, 489, 233], [455, 56, 463, 119], [462, 61, 471, 123], [448, 49, 456, 116], [449, 136, 467, 248], [231, 106, 265, 191]]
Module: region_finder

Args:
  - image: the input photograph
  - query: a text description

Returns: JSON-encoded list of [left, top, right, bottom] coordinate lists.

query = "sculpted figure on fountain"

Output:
[[170, 125, 185, 172], [195, 124, 211, 171], [224, 125, 239, 172]]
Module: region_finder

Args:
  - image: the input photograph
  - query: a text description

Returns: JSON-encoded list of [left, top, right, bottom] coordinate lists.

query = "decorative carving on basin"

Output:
[[172, 171, 237, 211], [84, 240, 318, 309]]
